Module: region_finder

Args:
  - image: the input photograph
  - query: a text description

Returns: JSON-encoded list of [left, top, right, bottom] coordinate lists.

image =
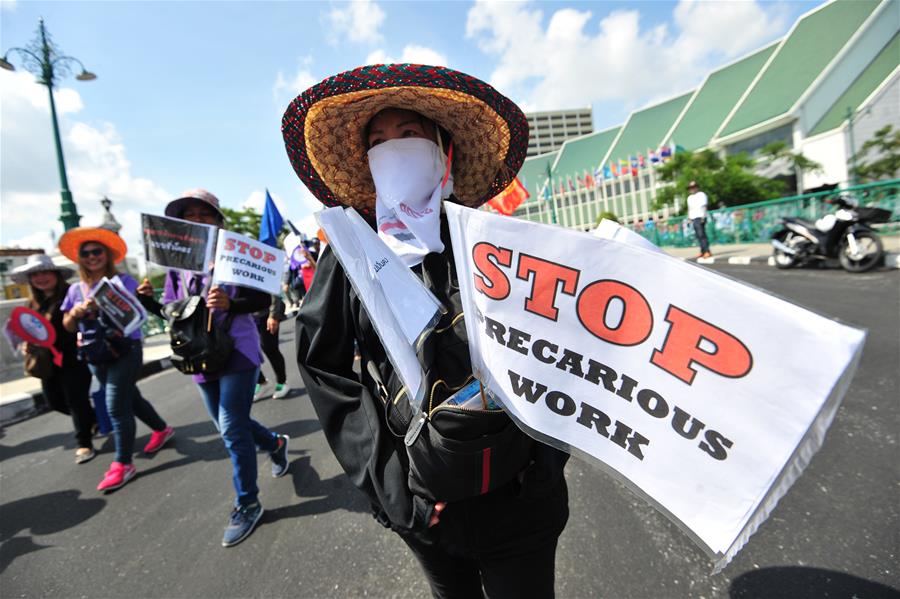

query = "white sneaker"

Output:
[[272, 384, 290, 400], [253, 383, 267, 402]]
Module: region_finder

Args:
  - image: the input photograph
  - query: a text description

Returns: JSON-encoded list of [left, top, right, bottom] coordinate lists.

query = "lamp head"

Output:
[[0, 57, 15, 72], [75, 70, 96, 81]]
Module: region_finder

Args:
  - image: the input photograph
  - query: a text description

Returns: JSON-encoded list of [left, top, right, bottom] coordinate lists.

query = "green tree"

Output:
[[593, 211, 620, 225], [759, 140, 823, 174], [653, 149, 786, 211], [221, 206, 262, 238], [852, 124, 900, 182]]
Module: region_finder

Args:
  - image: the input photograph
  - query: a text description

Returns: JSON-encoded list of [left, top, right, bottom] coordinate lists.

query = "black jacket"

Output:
[[295, 218, 568, 534]]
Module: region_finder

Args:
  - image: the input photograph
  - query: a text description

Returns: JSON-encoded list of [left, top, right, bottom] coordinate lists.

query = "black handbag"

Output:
[[163, 274, 234, 375]]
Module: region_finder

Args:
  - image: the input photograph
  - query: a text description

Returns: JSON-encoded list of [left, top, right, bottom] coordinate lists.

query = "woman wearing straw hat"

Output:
[[59, 227, 174, 492], [286, 65, 569, 598], [12, 254, 98, 464], [136, 189, 290, 548]]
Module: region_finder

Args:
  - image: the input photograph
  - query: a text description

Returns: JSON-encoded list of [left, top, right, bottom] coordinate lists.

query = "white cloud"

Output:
[[466, 0, 789, 112], [273, 55, 318, 104], [324, 0, 385, 45], [365, 44, 449, 67], [0, 70, 170, 257], [0, 0, 17, 12]]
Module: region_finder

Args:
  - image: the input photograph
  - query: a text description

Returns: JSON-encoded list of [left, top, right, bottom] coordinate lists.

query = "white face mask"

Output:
[[369, 137, 453, 267]]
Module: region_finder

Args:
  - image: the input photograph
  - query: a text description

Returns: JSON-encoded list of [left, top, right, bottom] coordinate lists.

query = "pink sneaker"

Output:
[[97, 462, 137, 493], [143, 426, 174, 454]]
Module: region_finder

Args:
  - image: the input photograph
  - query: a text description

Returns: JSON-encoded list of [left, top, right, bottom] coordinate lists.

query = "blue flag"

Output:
[[259, 189, 284, 248]]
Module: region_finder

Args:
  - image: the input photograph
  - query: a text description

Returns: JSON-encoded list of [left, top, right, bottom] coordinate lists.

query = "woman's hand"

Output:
[[206, 286, 231, 312], [70, 298, 97, 320], [428, 501, 446, 527], [136, 278, 155, 297], [266, 317, 279, 335]]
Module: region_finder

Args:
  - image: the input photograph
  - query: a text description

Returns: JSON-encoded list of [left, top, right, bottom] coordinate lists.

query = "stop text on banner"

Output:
[[211, 230, 285, 295]]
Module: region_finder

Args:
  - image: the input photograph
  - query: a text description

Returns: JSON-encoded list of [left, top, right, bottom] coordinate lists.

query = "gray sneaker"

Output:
[[270, 434, 290, 478], [222, 502, 264, 547]]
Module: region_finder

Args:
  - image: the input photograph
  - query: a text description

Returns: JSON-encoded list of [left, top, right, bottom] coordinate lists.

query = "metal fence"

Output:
[[633, 179, 900, 248]]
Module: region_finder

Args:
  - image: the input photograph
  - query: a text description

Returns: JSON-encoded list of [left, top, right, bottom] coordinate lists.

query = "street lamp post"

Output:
[[1, 18, 97, 231]]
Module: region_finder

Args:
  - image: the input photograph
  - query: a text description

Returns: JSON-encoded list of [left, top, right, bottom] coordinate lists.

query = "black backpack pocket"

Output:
[[406, 406, 535, 502]]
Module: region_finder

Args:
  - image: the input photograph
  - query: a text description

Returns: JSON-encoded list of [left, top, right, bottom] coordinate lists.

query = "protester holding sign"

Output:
[[11, 254, 97, 464], [136, 189, 290, 548], [59, 227, 174, 491], [285, 65, 568, 597]]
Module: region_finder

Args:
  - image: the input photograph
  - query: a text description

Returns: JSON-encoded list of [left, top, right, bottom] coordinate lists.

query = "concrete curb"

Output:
[[0, 357, 173, 427], [680, 252, 899, 269]]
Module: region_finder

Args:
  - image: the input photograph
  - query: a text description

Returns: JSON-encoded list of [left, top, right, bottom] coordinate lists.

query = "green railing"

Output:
[[140, 289, 168, 337], [637, 179, 900, 247]]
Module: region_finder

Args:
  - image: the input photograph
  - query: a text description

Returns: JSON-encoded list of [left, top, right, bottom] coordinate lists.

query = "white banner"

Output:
[[316, 207, 443, 408], [445, 203, 865, 571], [212, 230, 285, 295]]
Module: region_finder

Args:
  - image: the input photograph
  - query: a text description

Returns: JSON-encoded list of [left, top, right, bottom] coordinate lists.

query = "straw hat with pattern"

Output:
[[281, 64, 529, 220]]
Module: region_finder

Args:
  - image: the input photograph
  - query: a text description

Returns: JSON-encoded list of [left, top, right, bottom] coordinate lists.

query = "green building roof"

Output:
[[719, 0, 881, 138], [552, 127, 620, 179], [809, 31, 900, 136], [666, 44, 777, 151], [605, 92, 693, 164], [517, 151, 558, 198]]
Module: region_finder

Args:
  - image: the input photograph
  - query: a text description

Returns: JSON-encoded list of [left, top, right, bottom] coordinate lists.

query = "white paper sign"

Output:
[[445, 203, 865, 571], [91, 276, 148, 337], [316, 207, 443, 408], [212, 230, 285, 295]]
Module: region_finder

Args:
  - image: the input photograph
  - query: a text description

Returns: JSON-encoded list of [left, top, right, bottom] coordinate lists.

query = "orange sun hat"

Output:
[[58, 226, 128, 264]]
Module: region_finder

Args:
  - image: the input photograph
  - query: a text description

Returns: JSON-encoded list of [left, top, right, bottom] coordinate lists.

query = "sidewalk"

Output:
[[664, 234, 900, 268], [0, 335, 174, 426]]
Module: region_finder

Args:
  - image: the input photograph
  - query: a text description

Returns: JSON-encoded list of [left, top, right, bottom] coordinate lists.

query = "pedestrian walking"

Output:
[[59, 227, 174, 492], [12, 254, 98, 464], [286, 65, 569, 598], [136, 189, 290, 547], [253, 293, 291, 401], [687, 180, 712, 258]]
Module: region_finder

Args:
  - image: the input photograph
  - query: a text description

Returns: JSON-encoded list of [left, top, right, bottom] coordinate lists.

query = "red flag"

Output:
[[487, 177, 530, 216]]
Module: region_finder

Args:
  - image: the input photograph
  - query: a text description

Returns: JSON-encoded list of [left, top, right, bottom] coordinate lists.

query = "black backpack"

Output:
[[162, 272, 234, 375], [357, 251, 535, 503]]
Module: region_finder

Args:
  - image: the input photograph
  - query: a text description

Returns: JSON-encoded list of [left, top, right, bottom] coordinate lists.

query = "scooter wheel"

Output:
[[839, 231, 883, 273], [772, 232, 800, 269]]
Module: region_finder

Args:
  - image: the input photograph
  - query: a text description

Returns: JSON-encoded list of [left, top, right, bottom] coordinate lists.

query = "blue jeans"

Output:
[[89, 342, 167, 464], [692, 217, 710, 254], [196, 367, 278, 507]]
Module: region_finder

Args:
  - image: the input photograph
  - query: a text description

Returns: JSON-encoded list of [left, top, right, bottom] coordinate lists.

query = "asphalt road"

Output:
[[1, 264, 898, 599]]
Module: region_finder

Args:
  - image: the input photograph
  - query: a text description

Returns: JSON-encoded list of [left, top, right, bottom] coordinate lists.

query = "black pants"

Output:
[[41, 364, 96, 449], [692, 217, 710, 254], [399, 477, 569, 599], [257, 321, 286, 385]]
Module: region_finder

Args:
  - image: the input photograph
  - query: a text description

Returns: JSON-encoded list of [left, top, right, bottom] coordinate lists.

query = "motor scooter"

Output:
[[770, 195, 889, 273]]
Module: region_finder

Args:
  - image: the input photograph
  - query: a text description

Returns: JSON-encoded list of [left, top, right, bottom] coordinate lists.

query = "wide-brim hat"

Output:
[[281, 63, 529, 219], [58, 227, 127, 264], [10, 253, 75, 284], [165, 188, 226, 221]]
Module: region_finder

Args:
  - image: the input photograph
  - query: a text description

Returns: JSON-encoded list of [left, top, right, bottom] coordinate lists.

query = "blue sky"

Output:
[[1, 0, 819, 256]]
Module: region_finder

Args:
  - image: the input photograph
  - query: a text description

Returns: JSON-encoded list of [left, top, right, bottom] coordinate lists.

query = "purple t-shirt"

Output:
[[60, 273, 143, 341], [163, 271, 262, 383]]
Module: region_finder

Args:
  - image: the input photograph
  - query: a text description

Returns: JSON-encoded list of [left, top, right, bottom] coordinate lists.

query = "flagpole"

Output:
[[578, 171, 588, 229], [546, 173, 558, 225]]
